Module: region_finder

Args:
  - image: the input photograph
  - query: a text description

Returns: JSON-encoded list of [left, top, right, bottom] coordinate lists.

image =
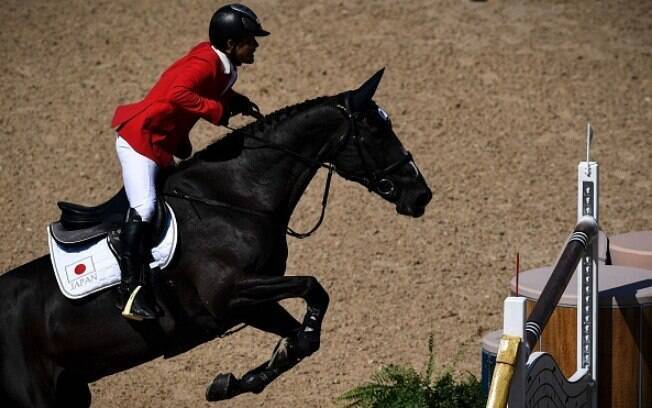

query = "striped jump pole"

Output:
[[487, 125, 599, 408], [523, 216, 598, 350]]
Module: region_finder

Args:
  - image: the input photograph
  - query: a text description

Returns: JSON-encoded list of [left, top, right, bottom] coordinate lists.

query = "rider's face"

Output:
[[227, 36, 258, 66]]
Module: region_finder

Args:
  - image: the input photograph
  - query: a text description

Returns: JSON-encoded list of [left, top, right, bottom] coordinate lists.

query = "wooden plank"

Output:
[[598, 307, 640, 408], [642, 306, 652, 407], [526, 301, 577, 377], [525, 300, 645, 408]]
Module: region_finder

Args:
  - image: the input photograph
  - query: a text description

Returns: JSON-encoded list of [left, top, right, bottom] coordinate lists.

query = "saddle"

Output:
[[50, 188, 169, 248], [47, 189, 179, 300]]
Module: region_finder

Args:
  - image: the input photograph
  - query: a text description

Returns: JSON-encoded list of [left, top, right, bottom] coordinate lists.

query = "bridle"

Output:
[[168, 102, 416, 239], [332, 104, 416, 200]]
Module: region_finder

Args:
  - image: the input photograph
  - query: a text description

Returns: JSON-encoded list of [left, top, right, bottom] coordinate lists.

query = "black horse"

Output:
[[0, 70, 432, 407]]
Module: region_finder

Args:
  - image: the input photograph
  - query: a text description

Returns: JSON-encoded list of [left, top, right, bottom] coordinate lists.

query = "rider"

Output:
[[110, 3, 269, 321]]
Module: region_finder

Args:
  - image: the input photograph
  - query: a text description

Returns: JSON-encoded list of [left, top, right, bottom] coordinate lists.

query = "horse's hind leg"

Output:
[[206, 275, 329, 401], [0, 372, 88, 408], [0, 347, 56, 408], [54, 370, 91, 408], [0, 355, 89, 408], [0, 369, 57, 408]]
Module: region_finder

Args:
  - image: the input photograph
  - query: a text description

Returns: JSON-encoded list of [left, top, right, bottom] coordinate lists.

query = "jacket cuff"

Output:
[[206, 100, 225, 125]]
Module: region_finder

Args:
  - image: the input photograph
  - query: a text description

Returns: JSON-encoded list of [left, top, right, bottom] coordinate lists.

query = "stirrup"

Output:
[[121, 286, 157, 321]]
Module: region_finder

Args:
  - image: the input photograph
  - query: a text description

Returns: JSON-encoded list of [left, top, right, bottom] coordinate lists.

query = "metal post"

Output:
[[577, 124, 598, 405]]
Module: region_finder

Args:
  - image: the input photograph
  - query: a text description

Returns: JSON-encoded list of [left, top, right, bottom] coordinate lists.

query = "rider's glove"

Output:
[[230, 93, 264, 121]]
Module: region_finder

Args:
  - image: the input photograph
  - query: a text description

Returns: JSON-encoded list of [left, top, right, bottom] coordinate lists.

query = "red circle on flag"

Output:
[[74, 264, 86, 275]]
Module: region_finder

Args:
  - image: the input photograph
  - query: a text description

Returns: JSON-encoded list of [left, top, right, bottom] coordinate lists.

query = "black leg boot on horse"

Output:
[[117, 209, 159, 321]]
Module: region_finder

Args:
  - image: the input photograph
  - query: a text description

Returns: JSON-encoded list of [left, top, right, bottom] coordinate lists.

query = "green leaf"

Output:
[[339, 335, 485, 408]]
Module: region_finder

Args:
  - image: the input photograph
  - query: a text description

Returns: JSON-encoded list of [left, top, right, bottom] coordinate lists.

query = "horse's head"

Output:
[[329, 69, 432, 217]]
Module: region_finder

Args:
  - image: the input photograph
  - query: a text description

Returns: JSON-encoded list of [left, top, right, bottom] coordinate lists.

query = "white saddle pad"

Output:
[[48, 204, 178, 299]]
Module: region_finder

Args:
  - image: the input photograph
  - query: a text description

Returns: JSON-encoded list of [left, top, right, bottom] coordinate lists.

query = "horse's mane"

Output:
[[181, 94, 340, 167]]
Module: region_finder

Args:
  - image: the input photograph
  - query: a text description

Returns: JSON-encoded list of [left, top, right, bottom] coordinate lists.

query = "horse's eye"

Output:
[[363, 111, 389, 129], [362, 116, 378, 130]]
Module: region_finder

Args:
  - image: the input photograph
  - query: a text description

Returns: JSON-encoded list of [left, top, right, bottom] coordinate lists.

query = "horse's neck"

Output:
[[180, 104, 346, 225], [269, 108, 348, 220]]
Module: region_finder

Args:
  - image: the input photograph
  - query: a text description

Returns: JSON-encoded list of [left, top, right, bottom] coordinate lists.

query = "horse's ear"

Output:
[[347, 68, 385, 112]]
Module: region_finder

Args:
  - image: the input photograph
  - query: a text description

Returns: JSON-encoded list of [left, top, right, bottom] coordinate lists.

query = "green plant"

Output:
[[339, 336, 484, 408]]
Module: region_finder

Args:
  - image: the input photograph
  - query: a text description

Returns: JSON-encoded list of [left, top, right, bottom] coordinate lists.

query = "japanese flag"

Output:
[[65, 257, 96, 283]]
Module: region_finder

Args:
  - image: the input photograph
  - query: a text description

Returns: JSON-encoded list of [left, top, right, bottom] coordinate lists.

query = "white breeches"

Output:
[[115, 136, 159, 222]]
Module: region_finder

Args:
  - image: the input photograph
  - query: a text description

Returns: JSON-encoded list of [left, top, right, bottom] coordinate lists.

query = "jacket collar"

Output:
[[211, 45, 234, 75]]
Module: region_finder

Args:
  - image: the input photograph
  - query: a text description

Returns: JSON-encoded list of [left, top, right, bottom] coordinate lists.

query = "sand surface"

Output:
[[1, 1, 651, 406]]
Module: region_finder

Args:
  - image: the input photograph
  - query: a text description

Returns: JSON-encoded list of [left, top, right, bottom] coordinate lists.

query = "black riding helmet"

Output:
[[209, 4, 270, 50]]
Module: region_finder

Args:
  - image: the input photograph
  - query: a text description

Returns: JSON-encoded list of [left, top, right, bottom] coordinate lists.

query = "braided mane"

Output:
[[183, 94, 340, 165]]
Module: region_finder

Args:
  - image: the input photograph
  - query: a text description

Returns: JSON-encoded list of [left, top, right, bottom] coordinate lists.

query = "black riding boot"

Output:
[[118, 209, 158, 321]]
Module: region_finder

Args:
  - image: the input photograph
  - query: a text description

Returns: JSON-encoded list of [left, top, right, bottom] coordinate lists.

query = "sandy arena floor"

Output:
[[1, 1, 651, 406]]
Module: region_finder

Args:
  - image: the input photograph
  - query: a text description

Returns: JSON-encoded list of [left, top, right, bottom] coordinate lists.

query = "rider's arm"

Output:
[[167, 58, 225, 125]]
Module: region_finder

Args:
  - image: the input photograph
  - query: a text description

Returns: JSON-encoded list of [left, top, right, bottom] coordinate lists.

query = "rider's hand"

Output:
[[245, 101, 264, 121], [230, 93, 264, 120]]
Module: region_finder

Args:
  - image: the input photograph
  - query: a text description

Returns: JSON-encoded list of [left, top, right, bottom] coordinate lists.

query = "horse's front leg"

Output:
[[206, 275, 329, 402], [237, 301, 302, 338], [230, 275, 330, 358]]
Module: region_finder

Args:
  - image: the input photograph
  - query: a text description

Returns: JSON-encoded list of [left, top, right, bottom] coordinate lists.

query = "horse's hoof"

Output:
[[206, 373, 241, 401], [240, 371, 270, 394]]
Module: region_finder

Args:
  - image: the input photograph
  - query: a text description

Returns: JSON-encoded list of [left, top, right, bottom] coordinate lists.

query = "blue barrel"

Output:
[[480, 329, 501, 395]]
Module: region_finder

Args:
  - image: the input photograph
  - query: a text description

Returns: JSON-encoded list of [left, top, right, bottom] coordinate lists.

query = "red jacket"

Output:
[[112, 42, 235, 167]]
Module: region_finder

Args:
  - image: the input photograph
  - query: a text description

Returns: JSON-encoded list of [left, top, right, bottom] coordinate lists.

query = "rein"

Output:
[[165, 105, 350, 239], [163, 189, 273, 218], [221, 111, 345, 239], [166, 102, 413, 239]]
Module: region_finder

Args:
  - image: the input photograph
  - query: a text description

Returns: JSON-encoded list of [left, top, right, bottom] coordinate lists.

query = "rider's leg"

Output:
[[115, 136, 159, 320]]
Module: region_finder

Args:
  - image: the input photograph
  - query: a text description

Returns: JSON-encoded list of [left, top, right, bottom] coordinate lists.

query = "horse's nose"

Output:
[[415, 189, 432, 208]]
